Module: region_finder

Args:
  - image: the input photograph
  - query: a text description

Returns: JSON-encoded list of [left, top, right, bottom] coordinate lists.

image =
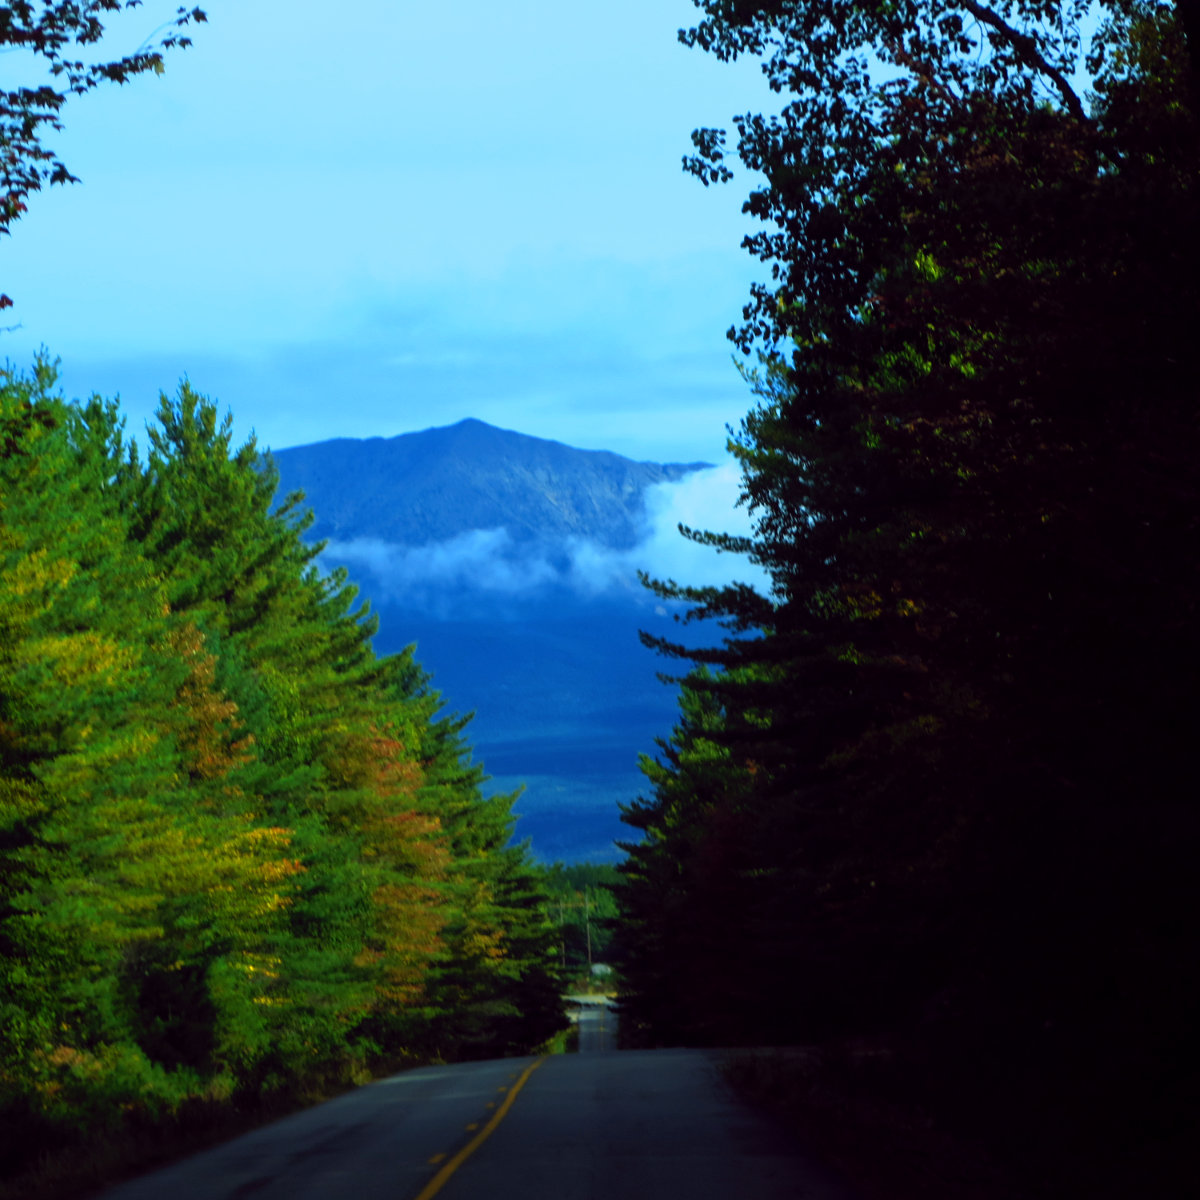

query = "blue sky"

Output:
[[2, 0, 775, 466]]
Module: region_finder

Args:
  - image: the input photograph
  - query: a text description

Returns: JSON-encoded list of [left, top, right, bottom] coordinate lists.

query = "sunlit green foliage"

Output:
[[0, 360, 564, 1182]]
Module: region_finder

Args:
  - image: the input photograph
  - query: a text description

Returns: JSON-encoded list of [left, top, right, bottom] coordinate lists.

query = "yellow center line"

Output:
[[413, 1056, 545, 1200]]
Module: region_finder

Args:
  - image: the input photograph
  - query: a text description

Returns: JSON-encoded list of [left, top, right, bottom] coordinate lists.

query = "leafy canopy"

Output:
[[0, 2, 207, 306]]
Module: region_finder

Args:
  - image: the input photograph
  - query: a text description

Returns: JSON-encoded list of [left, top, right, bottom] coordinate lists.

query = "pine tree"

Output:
[[625, 4, 1199, 1188], [1, 362, 290, 1163]]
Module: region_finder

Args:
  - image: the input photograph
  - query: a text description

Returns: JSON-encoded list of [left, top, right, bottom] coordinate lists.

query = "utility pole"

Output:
[[585, 887, 592, 972]]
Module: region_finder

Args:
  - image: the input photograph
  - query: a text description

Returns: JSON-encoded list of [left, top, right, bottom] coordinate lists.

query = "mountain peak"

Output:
[[271, 422, 711, 550]]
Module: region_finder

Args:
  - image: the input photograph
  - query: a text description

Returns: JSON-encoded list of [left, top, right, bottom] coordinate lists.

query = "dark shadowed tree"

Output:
[[622, 3, 1199, 1193], [0, 2, 206, 307]]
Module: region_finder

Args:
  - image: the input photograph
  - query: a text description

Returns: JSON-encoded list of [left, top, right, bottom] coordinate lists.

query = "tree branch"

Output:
[[888, 42, 963, 107], [961, 0, 1087, 120]]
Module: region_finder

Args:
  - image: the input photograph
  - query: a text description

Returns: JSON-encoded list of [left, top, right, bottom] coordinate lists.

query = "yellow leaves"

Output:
[[257, 852, 303, 881], [366, 879, 450, 1006], [0, 776, 48, 826], [233, 952, 282, 978], [912, 249, 943, 281], [212, 826, 306, 918], [257, 854, 305, 885], [225, 953, 289, 1006], [461, 925, 506, 963], [323, 724, 424, 799], [815, 583, 886, 622], [242, 824, 293, 846], [1, 548, 77, 620], [854, 588, 886, 620], [238, 825, 304, 902], [18, 629, 133, 687]]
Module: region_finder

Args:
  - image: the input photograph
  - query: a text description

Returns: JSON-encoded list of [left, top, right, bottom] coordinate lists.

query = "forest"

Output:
[[2, 2, 1198, 1197], [617, 0, 1198, 1195], [0, 363, 564, 1187], [0, 10, 555, 1190]]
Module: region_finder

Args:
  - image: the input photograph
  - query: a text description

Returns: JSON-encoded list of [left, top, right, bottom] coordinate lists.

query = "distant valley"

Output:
[[271, 419, 729, 861]]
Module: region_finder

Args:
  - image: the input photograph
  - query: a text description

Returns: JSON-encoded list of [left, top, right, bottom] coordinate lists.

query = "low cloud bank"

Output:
[[322, 464, 768, 613], [325, 527, 559, 597]]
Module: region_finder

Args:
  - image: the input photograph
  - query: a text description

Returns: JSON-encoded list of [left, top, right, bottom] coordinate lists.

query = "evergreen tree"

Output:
[[1, 361, 290, 1163], [623, 3, 1199, 1189], [407, 706, 564, 1059], [2, 363, 564, 1184], [543, 861, 620, 974]]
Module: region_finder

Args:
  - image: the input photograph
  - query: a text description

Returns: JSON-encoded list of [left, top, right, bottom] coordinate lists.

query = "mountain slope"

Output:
[[266, 418, 716, 861], [270, 418, 708, 549]]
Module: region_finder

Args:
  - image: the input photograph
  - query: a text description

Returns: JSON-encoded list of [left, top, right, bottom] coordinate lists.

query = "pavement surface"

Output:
[[94, 1018, 859, 1200], [568, 994, 618, 1054]]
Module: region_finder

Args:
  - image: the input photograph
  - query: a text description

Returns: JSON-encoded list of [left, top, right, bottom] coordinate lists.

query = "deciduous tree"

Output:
[[0, 3, 206, 307]]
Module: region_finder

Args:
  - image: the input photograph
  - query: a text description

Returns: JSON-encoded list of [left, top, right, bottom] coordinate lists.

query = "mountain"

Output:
[[267, 419, 716, 862], [270, 418, 708, 549]]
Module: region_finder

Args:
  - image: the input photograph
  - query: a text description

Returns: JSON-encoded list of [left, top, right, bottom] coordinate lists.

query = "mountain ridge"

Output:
[[266, 417, 719, 860], [270, 418, 711, 550]]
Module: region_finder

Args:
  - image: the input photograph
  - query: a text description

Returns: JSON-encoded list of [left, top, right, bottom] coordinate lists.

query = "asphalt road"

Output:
[[95, 1041, 858, 1200], [569, 994, 618, 1054]]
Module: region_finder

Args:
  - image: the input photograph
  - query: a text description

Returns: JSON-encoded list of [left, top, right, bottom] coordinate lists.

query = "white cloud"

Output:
[[635, 463, 761, 586], [320, 466, 770, 612], [323, 528, 558, 599]]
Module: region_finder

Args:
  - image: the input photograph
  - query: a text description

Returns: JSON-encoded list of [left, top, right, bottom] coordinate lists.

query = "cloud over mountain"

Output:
[[273, 420, 762, 614], [321, 462, 759, 609], [270, 418, 764, 859]]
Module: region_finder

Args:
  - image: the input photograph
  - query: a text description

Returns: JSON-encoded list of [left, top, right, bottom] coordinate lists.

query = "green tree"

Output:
[[543, 862, 619, 975], [121, 381, 564, 1072], [625, 2, 1199, 1191], [2, 362, 565, 1186], [0, 361, 292, 1172], [119, 385, 412, 1082], [406, 707, 564, 1059], [617, 670, 772, 1044]]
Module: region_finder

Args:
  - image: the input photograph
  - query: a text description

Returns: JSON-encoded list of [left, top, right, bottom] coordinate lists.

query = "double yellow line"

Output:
[[414, 1056, 546, 1200]]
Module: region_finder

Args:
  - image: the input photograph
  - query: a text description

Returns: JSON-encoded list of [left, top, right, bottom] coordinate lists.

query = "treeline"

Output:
[[618, 2, 1197, 1195], [543, 863, 619, 979], [0, 360, 562, 1181]]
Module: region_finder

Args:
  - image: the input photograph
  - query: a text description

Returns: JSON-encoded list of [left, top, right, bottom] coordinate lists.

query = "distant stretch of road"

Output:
[[95, 1010, 858, 1200], [567, 993, 618, 1054]]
